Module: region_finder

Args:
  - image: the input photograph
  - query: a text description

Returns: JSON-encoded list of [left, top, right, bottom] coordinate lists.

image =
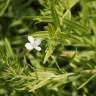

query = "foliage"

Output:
[[0, 0, 96, 96]]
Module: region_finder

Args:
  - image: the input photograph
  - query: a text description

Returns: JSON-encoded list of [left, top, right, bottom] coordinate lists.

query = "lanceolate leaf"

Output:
[[63, 19, 90, 35], [51, 0, 60, 29], [43, 24, 57, 64]]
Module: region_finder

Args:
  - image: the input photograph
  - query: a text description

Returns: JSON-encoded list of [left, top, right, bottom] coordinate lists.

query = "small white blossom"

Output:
[[25, 36, 41, 51]]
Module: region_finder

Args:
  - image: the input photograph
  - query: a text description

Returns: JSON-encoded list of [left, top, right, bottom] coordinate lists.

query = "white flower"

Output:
[[25, 36, 41, 51]]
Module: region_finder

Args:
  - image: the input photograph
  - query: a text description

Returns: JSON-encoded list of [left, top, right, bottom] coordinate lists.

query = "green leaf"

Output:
[[78, 75, 96, 90], [43, 41, 54, 64], [0, 0, 10, 16], [4, 38, 14, 57], [63, 19, 90, 35], [43, 23, 57, 64], [51, 0, 60, 29], [31, 31, 49, 39], [64, 0, 79, 9]]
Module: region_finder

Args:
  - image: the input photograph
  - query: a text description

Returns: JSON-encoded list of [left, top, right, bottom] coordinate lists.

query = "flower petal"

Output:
[[34, 46, 41, 51], [34, 39, 41, 46], [25, 43, 33, 50], [28, 36, 34, 44]]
